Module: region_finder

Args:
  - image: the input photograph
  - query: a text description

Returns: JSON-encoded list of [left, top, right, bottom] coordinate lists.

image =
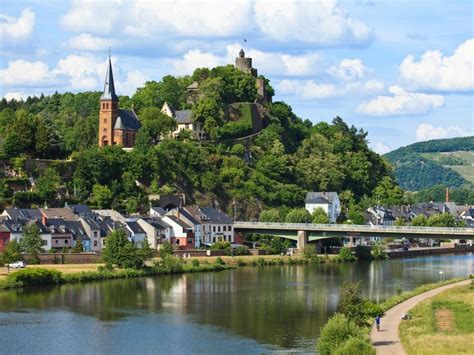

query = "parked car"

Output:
[[8, 261, 25, 269]]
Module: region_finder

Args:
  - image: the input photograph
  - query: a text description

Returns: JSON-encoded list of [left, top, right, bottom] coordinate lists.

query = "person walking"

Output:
[[375, 315, 381, 331]]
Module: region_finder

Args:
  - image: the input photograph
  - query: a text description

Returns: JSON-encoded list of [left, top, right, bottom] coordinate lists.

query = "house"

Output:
[[124, 220, 147, 247], [161, 102, 205, 140], [65, 220, 90, 251], [366, 206, 396, 226], [3, 219, 52, 251], [150, 206, 167, 217], [305, 192, 341, 223], [65, 203, 94, 216], [78, 216, 102, 252], [0, 223, 10, 251], [137, 217, 172, 249], [161, 215, 194, 249], [200, 207, 234, 244], [40, 207, 77, 222], [1, 208, 43, 221], [94, 209, 127, 223], [167, 207, 205, 248], [98, 56, 140, 148], [45, 218, 73, 250]]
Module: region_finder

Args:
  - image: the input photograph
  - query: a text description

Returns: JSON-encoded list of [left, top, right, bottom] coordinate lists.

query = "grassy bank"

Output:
[[399, 280, 474, 354]]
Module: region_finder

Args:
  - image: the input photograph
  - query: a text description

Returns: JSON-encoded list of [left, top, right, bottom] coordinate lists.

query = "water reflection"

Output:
[[0, 253, 472, 352]]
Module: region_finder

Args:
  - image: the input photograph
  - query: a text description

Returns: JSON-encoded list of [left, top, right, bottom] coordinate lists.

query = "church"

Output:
[[98, 57, 140, 148]]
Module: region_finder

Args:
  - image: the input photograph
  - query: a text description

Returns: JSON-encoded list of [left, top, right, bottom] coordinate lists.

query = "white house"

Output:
[[3, 219, 52, 251], [200, 207, 234, 244], [305, 192, 341, 223], [137, 218, 172, 249], [161, 102, 205, 140]]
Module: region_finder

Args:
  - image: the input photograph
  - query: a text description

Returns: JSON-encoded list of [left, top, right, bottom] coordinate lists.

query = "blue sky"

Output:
[[0, 0, 473, 153]]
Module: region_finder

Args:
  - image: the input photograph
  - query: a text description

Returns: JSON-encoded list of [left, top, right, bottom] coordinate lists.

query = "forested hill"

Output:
[[384, 136, 474, 191], [0, 65, 401, 218]]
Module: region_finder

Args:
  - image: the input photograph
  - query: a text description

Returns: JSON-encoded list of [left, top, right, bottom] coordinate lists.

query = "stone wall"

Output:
[[24, 253, 102, 264]]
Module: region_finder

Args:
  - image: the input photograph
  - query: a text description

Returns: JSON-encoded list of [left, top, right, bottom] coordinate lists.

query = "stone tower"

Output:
[[98, 57, 118, 146], [235, 49, 257, 76]]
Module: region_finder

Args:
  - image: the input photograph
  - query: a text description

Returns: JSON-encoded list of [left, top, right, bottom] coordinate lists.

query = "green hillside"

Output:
[[384, 136, 474, 191]]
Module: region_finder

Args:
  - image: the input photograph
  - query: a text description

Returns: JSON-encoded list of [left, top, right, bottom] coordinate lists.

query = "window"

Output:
[[223, 226, 226, 232], [3, 239, 7, 245], [104, 118, 107, 123], [218, 226, 221, 232], [65, 240, 68, 244], [42, 240, 47, 246], [94, 231, 98, 237], [213, 226, 216, 232], [106, 103, 109, 109], [94, 241, 98, 247], [55, 240, 59, 245]]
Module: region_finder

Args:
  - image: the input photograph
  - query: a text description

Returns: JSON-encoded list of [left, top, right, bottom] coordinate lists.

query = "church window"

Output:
[[106, 103, 109, 109], [103, 118, 107, 123]]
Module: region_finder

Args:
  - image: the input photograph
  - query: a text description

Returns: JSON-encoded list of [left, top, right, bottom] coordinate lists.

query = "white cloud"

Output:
[[399, 38, 474, 91], [415, 123, 469, 142], [53, 53, 106, 90], [0, 60, 54, 86], [3, 92, 31, 101], [167, 49, 227, 76], [328, 58, 370, 81], [0, 8, 35, 43], [116, 70, 150, 95], [373, 142, 391, 155], [358, 86, 444, 116], [278, 79, 339, 99], [65, 34, 118, 51], [61, 0, 252, 38], [254, 0, 373, 45]]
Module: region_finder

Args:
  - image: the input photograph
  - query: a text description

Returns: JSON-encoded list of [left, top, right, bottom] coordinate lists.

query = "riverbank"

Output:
[[399, 281, 474, 355], [371, 278, 473, 354]]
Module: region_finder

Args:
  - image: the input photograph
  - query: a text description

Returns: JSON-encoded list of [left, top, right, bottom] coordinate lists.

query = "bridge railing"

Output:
[[234, 221, 474, 235]]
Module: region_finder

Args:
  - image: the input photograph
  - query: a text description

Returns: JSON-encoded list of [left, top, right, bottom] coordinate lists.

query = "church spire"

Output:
[[100, 56, 118, 101]]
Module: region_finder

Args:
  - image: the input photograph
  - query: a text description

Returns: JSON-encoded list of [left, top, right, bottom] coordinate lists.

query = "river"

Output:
[[0, 253, 473, 354]]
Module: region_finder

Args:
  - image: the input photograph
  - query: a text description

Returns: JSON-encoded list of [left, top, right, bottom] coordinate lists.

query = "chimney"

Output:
[[445, 187, 449, 203]]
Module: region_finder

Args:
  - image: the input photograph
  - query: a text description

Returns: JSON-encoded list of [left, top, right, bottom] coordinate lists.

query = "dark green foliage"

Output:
[[312, 207, 330, 224], [191, 259, 200, 267], [234, 246, 249, 255], [4, 268, 62, 287], [73, 239, 84, 253], [317, 314, 364, 355], [337, 282, 382, 327], [102, 230, 147, 269], [35, 167, 60, 201], [370, 243, 387, 260], [415, 185, 474, 205], [285, 208, 312, 223], [215, 257, 226, 265]]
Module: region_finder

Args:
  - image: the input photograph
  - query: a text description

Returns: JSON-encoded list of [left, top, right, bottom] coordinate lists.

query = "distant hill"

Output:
[[384, 136, 474, 191]]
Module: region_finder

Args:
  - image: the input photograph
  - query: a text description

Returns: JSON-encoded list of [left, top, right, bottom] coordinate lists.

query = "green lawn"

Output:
[[399, 282, 474, 354]]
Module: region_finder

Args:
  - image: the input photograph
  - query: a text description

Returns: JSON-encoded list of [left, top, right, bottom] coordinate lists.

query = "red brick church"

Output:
[[98, 57, 140, 148]]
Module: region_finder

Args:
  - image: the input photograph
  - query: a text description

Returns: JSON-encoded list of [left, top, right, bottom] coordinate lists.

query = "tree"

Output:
[[312, 207, 330, 224], [427, 212, 457, 227], [285, 208, 312, 223], [21, 224, 44, 264], [259, 209, 281, 222], [73, 239, 84, 253], [35, 167, 61, 201], [338, 247, 356, 262], [92, 184, 113, 208], [159, 240, 174, 258], [317, 314, 363, 355], [373, 176, 404, 206], [337, 282, 370, 326], [394, 217, 406, 226], [371, 243, 387, 260], [411, 214, 428, 226], [2, 240, 22, 265], [102, 229, 145, 269]]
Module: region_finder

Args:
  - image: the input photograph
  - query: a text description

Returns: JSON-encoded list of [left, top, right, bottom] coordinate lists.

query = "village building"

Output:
[[98, 57, 140, 148], [137, 217, 172, 249], [305, 192, 341, 223], [161, 214, 194, 249], [161, 102, 205, 140], [0, 223, 10, 251]]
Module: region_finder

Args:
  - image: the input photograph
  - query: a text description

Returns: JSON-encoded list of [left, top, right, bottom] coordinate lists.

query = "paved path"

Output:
[[370, 279, 471, 355]]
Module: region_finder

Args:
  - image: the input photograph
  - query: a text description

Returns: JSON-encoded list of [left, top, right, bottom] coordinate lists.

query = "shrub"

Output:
[[257, 257, 265, 266], [371, 243, 387, 260], [102, 230, 145, 269], [338, 247, 356, 262], [337, 282, 379, 326], [234, 246, 249, 256], [317, 314, 362, 355], [334, 337, 375, 355], [191, 259, 200, 268], [159, 241, 174, 258], [302, 244, 317, 259], [5, 268, 62, 287], [215, 257, 226, 266], [236, 258, 246, 266], [48, 248, 57, 254], [158, 256, 184, 273]]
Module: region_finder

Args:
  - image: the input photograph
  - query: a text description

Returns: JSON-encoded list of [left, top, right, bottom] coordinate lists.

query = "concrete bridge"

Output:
[[233, 222, 474, 248]]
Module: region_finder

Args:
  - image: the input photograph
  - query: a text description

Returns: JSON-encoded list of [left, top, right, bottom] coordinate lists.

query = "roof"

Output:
[[126, 221, 145, 235], [80, 216, 101, 230], [183, 206, 210, 223], [40, 208, 77, 221], [305, 192, 338, 204], [143, 218, 171, 229], [150, 206, 166, 216], [114, 109, 141, 131], [166, 215, 192, 229], [94, 209, 126, 222], [175, 110, 193, 124], [201, 207, 233, 224], [4, 208, 43, 221], [100, 58, 118, 101], [65, 220, 89, 240], [66, 204, 93, 215]]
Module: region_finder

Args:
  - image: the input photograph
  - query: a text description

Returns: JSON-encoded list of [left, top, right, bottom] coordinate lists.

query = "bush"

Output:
[[234, 246, 249, 256], [158, 256, 184, 273], [257, 257, 265, 266], [5, 268, 62, 287], [371, 243, 387, 260], [317, 314, 363, 355], [159, 240, 174, 258], [236, 258, 247, 266], [338, 247, 356, 262], [334, 337, 375, 355], [191, 259, 200, 268], [215, 257, 226, 266], [48, 248, 57, 254]]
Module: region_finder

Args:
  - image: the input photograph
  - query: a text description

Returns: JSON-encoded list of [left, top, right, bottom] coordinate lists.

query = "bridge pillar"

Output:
[[297, 230, 308, 250]]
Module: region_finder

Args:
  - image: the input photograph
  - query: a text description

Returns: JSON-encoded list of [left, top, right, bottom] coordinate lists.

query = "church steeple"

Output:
[[100, 57, 118, 101]]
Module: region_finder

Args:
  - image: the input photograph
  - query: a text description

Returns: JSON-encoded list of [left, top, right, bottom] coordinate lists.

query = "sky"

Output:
[[0, 0, 473, 153]]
